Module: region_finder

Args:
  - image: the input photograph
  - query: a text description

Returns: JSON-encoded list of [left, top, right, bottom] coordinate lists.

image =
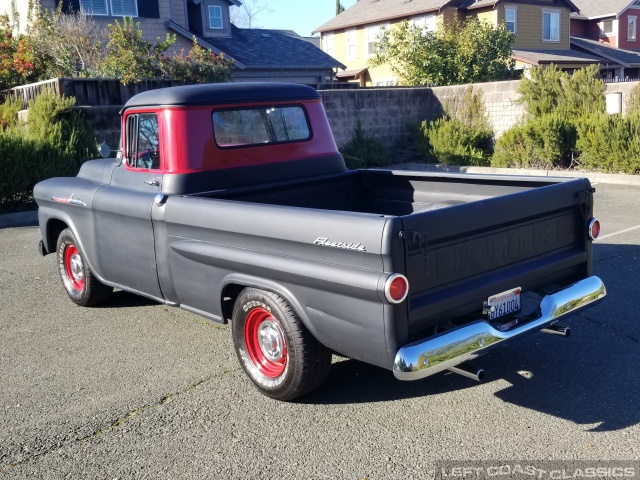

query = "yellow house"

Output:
[[459, 0, 602, 71], [313, 0, 602, 86]]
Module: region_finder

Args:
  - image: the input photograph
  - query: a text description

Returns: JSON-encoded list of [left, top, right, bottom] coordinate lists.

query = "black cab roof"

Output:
[[121, 82, 321, 112]]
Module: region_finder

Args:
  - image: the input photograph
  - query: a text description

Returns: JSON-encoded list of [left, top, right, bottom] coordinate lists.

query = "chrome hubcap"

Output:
[[257, 320, 284, 361], [70, 253, 84, 281]]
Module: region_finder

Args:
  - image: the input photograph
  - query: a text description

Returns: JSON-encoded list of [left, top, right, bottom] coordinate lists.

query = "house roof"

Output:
[[571, 36, 640, 66], [511, 48, 602, 65], [570, 0, 634, 19], [167, 22, 345, 71], [336, 67, 368, 79], [312, 0, 454, 33], [456, 0, 580, 12]]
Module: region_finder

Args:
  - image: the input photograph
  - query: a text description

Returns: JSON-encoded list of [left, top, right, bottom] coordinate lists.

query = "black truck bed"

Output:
[[203, 169, 573, 216], [199, 169, 594, 339]]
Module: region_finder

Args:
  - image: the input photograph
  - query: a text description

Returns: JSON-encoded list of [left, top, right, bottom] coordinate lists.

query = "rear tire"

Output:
[[231, 288, 331, 401], [56, 228, 112, 307]]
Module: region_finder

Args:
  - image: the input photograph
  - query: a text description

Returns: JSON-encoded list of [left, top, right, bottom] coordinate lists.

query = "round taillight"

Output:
[[385, 274, 409, 304], [589, 218, 601, 240]]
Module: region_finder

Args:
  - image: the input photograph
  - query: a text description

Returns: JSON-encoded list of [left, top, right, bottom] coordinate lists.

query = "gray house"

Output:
[[0, 0, 344, 84]]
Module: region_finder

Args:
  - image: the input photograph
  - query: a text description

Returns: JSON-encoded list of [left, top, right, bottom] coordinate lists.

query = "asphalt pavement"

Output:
[[0, 183, 639, 479]]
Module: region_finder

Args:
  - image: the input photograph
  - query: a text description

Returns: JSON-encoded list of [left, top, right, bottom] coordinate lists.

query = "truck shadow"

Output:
[[303, 243, 640, 431], [302, 330, 639, 432], [95, 290, 159, 308]]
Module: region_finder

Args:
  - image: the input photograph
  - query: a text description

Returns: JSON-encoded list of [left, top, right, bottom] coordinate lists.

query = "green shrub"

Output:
[[575, 113, 640, 174], [99, 20, 233, 85], [492, 113, 576, 169], [340, 121, 389, 169], [517, 64, 605, 120], [424, 117, 493, 166], [24, 91, 97, 165], [421, 86, 494, 166], [626, 83, 640, 116], [0, 97, 21, 131], [0, 91, 97, 210], [392, 121, 431, 163]]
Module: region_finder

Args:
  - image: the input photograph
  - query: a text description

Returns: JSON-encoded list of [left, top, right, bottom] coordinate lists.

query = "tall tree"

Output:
[[336, 0, 345, 15], [230, 0, 271, 28], [369, 18, 515, 86]]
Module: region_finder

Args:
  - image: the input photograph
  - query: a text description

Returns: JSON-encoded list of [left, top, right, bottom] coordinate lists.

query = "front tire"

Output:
[[232, 288, 331, 401], [56, 228, 112, 306]]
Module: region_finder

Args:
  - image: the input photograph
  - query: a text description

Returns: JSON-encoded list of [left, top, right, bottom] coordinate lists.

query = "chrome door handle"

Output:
[[144, 179, 160, 186]]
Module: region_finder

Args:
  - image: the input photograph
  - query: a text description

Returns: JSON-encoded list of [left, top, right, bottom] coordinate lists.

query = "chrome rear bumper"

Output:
[[393, 276, 606, 381]]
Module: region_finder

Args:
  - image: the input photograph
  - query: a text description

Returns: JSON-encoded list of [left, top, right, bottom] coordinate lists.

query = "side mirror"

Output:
[[99, 143, 111, 158]]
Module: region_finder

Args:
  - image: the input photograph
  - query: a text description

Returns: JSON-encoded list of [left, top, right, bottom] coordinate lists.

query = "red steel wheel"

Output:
[[63, 244, 85, 292], [244, 307, 288, 378], [56, 228, 113, 307], [232, 288, 332, 401]]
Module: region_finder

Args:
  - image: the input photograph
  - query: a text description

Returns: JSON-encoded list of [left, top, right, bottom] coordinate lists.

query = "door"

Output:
[[93, 112, 164, 299]]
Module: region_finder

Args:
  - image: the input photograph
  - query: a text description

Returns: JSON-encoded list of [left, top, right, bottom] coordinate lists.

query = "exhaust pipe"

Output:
[[448, 362, 485, 382], [541, 324, 570, 337]]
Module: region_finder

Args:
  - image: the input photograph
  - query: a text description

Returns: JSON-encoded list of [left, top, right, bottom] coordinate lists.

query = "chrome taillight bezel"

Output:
[[588, 218, 601, 240], [384, 274, 409, 304]]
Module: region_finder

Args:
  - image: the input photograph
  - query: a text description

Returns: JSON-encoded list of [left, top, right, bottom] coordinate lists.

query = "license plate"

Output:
[[487, 287, 521, 320]]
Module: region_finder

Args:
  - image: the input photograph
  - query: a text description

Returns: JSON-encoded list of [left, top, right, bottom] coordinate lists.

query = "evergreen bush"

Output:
[[492, 113, 576, 169], [0, 92, 97, 211], [575, 113, 640, 174], [421, 86, 494, 166], [425, 117, 492, 166], [340, 121, 389, 169]]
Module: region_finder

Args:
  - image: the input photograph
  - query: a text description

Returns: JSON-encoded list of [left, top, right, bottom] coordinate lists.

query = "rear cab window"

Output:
[[212, 105, 311, 148]]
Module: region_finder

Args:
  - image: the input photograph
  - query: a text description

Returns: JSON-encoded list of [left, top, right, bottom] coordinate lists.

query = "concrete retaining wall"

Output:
[[75, 80, 640, 151]]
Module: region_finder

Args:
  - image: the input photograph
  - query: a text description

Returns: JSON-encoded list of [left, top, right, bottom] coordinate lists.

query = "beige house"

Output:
[[0, 0, 344, 85], [313, 0, 602, 86]]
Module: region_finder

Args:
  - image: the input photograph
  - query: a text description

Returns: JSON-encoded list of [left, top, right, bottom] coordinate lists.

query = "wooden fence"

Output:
[[4, 78, 360, 109], [6, 78, 183, 109]]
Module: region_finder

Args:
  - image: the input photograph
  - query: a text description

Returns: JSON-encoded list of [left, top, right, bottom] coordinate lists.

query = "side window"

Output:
[[125, 113, 161, 170]]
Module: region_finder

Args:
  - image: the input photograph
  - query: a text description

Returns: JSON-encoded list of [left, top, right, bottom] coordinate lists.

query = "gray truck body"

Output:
[[34, 83, 605, 383]]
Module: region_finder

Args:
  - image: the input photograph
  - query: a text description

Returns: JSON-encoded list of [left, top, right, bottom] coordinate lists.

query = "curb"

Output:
[[0, 210, 38, 229], [390, 163, 640, 186]]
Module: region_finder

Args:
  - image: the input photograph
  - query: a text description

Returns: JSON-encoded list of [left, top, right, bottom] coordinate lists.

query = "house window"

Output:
[[629, 16, 637, 40], [600, 19, 617, 36], [542, 11, 560, 41], [208, 5, 223, 29], [80, 0, 137, 16], [346, 29, 357, 60], [505, 8, 517, 33], [323, 33, 334, 56], [110, 0, 137, 17], [80, 0, 108, 15], [366, 24, 387, 57], [412, 14, 436, 32]]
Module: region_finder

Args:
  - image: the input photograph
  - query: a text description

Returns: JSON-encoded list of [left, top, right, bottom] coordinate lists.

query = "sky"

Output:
[[232, 0, 358, 37]]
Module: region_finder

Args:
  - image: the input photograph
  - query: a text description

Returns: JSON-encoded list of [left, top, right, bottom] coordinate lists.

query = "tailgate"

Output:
[[399, 178, 594, 334]]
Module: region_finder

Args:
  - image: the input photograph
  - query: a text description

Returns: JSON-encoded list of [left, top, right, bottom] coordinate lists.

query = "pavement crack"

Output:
[[2, 371, 237, 471], [578, 312, 640, 343], [594, 247, 640, 264]]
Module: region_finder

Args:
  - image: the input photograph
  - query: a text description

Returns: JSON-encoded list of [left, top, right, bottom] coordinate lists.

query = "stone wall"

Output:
[[430, 80, 524, 139], [318, 80, 523, 149], [82, 80, 640, 151], [319, 87, 438, 149]]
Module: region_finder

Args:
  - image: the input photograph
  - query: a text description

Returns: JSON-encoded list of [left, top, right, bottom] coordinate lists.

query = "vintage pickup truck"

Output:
[[34, 83, 606, 401]]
